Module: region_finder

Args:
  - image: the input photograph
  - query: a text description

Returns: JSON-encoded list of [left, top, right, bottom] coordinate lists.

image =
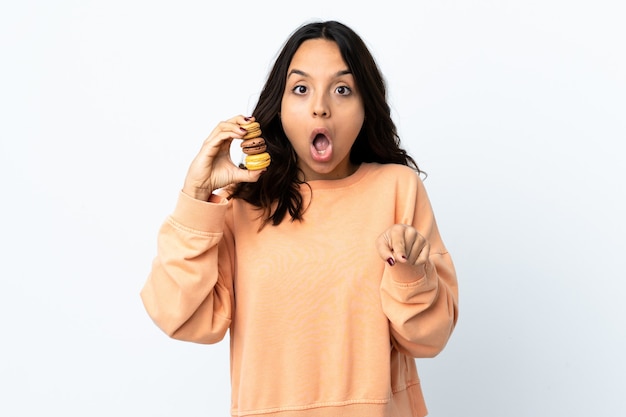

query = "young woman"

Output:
[[141, 20, 458, 417]]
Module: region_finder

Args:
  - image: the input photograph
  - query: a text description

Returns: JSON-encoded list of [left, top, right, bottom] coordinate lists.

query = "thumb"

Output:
[[375, 233, 396, 266], [233, 166, 266, 184]]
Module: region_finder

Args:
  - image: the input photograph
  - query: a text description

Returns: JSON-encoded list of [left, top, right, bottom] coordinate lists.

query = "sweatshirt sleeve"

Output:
[[380, 174, 459, 358], [140, 191, 235, 344]]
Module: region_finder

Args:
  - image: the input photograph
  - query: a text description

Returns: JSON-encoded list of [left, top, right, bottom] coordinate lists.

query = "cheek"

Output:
[[280, 101, 307, 137], [281, 96, 307, 118], [344, 113, 365, 141], [343, 100, 365, 130], [280, 96, 295, 120]]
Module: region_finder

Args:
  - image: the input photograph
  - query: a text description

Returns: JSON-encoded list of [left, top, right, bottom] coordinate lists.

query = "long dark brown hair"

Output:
[[231, 20, 420, 226]]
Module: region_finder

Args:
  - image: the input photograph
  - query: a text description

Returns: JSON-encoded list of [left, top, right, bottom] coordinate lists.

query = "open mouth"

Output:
[[309, 130, 333, 163], [312, 133, 330, 155]]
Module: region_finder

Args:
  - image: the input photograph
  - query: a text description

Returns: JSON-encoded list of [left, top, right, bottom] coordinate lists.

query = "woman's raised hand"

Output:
[[376, 224, 429, 267], [182, 115, 265, 201]]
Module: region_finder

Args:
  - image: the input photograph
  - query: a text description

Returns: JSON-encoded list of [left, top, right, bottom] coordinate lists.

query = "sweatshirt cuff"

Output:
[[171, 190, 229, 233], [387, 261, 428, 285], [381, 260, 438, 304]]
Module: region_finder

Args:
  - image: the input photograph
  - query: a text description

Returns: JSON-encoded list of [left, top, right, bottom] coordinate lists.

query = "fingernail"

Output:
[[240, 127, 247, 132], [244, 116, 252, 121], [387, 257, 395, 266]]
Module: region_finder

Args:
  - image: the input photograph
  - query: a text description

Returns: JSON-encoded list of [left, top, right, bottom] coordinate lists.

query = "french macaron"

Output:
[[241, 137, 267, 155], [240, 121, 262, 140], [244, 152, 271, 170]]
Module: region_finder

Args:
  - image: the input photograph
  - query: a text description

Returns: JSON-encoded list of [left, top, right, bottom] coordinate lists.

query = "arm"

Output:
[[140, 191, 236, 344], [141, 114, 264, 343], [377, 175, 459, 358]]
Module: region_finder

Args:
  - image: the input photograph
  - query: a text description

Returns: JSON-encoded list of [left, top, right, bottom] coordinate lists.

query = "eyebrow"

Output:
[[287, 68, 352, 78]]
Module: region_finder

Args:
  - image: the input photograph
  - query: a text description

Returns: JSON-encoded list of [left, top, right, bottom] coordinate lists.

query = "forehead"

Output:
[[289, 39, 348, 70]]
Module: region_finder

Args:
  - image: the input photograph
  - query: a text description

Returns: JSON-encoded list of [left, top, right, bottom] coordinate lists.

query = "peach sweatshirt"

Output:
[[141, 163, 458, 417]]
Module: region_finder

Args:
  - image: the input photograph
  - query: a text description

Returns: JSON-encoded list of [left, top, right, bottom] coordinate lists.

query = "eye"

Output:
[[335, 85, 352, 96], [292, 85, 308, 95]]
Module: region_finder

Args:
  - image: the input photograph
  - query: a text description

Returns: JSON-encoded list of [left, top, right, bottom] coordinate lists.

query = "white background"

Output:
[[1, 1, 625, 416]]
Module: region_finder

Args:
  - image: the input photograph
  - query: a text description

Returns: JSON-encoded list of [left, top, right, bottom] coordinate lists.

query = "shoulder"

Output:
[[364, 163, 421, 184], [362, 163, 429, 209]]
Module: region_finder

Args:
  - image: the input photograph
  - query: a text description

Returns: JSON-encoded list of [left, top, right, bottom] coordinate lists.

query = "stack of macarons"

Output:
[[240, 121, 271, 170]]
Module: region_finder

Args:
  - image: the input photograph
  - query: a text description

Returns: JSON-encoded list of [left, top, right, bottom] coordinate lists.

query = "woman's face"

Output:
[[280, 39, 365, 181]]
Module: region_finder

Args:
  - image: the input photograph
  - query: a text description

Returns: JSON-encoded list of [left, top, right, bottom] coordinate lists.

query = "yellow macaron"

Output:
[[240, 121, 262, 140], [244, 152, 271, 170]]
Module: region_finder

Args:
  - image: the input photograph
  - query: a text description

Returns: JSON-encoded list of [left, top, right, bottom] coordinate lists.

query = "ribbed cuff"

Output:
[[170, 190, 229, 233]]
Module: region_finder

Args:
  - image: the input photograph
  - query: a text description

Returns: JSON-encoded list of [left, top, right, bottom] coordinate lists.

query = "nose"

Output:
[[312, 93, 330, 118]]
